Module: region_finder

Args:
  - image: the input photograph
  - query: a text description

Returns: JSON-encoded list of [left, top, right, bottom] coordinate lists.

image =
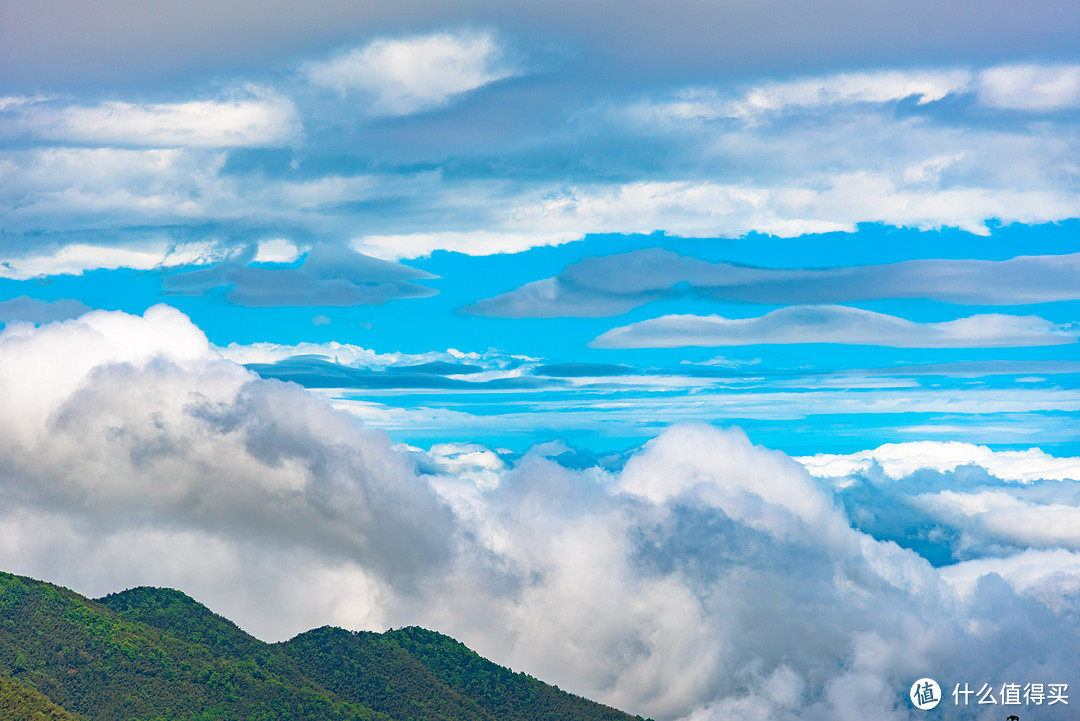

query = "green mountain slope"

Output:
[[0, 571, 647, 721], [98, 587, 265, 659], [0, 675, 84, 721], [386, 627, 636, 721], [282, 626, 495, 721]]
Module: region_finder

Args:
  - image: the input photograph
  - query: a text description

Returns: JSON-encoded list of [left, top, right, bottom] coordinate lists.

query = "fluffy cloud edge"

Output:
[[304, 30, 516, 116]]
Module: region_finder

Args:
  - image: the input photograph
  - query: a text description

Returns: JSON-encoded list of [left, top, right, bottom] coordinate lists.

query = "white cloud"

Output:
[[316, 389, 1080, 449], [0, 306, 456, 624], [7, 90, 301, 147], [0, 242, 216, 279], [915, 491, 1080, 550], [735, 69, 971, 111], [411, 442, 508, 491], [359, 171, 1080, 259], [636, 63, 1080, 123], [352, 230, 581, 261], [619, 424, 852, 548], [0, 146, 449, 253], [305, 30, 514, 116], [0, 305, 215, 439], [941, 549, 1080, 606], [0, 147, 235, 237], [6, 310, 1080, 720], [591, 306, 1079, 349], [978, 63, 1080, 111], [217, 339, 517, 372], [797, 440, 1080, 482], [0, 94, 53, 111], [253, 238, 303, 263], [685, 356, 762, 368], [4, 78, 1080, 264], [639, 69, 973, 122]]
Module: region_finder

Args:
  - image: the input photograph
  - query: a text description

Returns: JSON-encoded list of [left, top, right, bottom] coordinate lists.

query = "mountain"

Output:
[[0, 675, 83, 721], [0, 571, 647, 721]]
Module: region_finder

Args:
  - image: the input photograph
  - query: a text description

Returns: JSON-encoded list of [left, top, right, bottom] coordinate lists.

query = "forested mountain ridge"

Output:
[[0, 571, 648, 721], [0, 674, 84, 720]]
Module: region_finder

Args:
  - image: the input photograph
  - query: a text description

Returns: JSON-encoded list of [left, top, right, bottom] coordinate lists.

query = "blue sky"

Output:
[[3, 3, 1080, 719], [2, 43, 1080, 455]]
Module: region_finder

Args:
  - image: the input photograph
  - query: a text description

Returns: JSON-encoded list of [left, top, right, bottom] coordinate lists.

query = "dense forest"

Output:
[[0, 571, 648, 721]]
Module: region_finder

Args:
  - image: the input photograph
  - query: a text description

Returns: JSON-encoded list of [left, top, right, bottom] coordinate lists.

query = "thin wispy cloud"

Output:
[[163, 243, 438, 306], [0, 241, 221, 280], [634, 69, 973, 123], [0, 296, 91, 324], [591, 306, 1079, 349], [468, 249, 1080, 318], [634, 63, 1080, 122], [2, 91, 301, 147]]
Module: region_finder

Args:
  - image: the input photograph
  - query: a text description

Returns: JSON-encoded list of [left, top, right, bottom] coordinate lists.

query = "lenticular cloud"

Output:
[[1, 307, 1079, 720]]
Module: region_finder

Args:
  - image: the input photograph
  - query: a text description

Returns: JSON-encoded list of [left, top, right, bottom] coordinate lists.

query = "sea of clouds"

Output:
[[2, 306, 1078, 720]]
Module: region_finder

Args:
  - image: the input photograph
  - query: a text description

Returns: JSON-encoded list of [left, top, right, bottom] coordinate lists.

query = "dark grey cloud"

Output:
[[163, 243, 437, 306], [0, 296, 91, 324], [467, 249, 1080, 318], [3, 0, 1079, 90]]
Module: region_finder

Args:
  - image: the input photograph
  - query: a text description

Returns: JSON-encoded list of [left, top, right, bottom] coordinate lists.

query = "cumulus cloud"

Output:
[[162, 243, 438, 306], [942, 549, 1080, 605], [0, 305, 456, 606], [5, 309, 1080, 720], [795, 443, 1080, 567], [407, 442, 508, 491], [797, 440, 1080, 482], [591, 306, 1079, 349], [915, 491, 1080, 551], [467, 249, 1080, 318], [3, 91, 301, 147], [305, 30, 514, 115]]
